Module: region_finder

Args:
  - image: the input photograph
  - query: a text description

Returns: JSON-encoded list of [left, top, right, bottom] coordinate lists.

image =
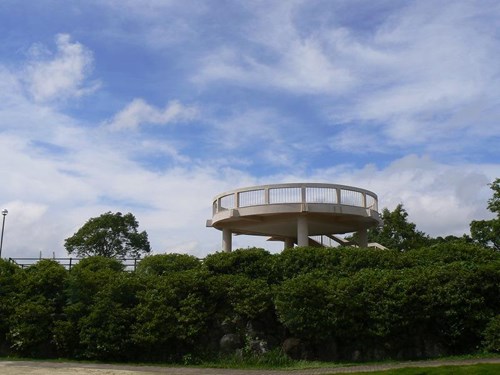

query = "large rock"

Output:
[[282, 337, 305, 360], [219, 333, 242, 354]]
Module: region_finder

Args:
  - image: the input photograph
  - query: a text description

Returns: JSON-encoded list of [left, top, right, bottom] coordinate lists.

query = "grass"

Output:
[[199, 351, 500, 370], [355, 363, 500, 375]]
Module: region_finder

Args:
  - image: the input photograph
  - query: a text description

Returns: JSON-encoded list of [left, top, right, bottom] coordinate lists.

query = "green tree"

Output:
[[64, 212, 151, 258], [366, 204, 430, 250], [470, 178, 500, 250]]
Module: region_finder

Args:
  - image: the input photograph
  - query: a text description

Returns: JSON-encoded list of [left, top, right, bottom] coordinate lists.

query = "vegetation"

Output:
[[64, 212, 151, 258], [470, 178, 500, 251], [1, 243, 499, 363], [362, 363, 500, 375], [364, 203, 431, 250], [0, 179, 498, 364]]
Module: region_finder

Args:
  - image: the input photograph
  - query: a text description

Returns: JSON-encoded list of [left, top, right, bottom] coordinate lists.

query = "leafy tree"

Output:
[[471, 178, 500, 250], [364, 204, 430, 250], [64, 212, 151, 258]]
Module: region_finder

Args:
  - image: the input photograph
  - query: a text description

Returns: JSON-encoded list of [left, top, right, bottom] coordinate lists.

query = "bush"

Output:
[[483, 315, 500, 353], [136, 253, 201, 275]]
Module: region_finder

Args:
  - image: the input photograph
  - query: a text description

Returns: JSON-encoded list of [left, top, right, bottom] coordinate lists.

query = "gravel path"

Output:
[[1, 357, 500, 375]]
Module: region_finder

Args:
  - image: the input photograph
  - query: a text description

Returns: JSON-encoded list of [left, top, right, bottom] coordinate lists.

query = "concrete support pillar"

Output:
[[357, 228, 368, 248], [222, 228, 232, 252], [297, 215, 309, 247], [284, 237, 295, 249]]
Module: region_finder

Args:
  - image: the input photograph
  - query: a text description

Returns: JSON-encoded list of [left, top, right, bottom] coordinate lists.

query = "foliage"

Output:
[[64, 211, 151, 258], [0, 243, 499, 362], [470, 178, 500, 250], [203, 247, 276, 281], [367, 204, 430, 250], [213, 274, 273, 320], [53, 256, 127, 358], [136, 253, 201, 275], [365, 364, 500, 375], [274, 272, 337, 341], [7, 260, 67, 357], [78, 272, 142, 360], [483, 315, 500, 353], [0, 259, 20, 353], [131, 269, 216, 361]]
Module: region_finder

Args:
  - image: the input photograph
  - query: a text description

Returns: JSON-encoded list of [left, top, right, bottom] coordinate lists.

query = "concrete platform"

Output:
[[207, 183, 382, 252]]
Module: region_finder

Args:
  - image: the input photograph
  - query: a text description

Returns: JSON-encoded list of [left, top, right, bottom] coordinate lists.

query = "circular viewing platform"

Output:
[[207, 183, 382, 252]]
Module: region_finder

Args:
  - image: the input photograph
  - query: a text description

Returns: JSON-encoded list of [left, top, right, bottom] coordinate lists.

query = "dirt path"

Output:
[[1, 357, 500, 375]]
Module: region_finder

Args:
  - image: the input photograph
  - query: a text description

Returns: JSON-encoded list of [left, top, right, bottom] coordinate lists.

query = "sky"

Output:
[[0, 0, 499, 258]]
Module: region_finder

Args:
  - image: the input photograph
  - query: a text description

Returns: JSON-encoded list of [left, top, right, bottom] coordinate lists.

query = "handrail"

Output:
[[7, 257, 141, 271], [212, 183, 378, 215]]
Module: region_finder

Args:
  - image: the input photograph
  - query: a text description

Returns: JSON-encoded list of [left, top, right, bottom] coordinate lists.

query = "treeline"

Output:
[[1, 243, 500, 363]]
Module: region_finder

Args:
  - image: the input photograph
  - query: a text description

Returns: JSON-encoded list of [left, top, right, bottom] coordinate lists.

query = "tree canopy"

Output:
[[470, 178, 500, 251], [349, 204, 429, 250], [64, 212, 151, 258]]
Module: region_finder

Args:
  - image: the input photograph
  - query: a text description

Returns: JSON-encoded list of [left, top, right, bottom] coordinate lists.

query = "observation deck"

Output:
[[206, 183, 382, 252]]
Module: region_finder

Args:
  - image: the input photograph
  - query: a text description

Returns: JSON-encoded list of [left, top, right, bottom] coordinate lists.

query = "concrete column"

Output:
[[222, 228, 232, 252], [297, 215, 309, 247], [284, 237, 295, 249], [357, 228, 368, 248]]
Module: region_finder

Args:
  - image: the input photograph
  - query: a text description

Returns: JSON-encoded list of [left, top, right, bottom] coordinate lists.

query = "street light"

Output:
[[0, 209, 7, 258]]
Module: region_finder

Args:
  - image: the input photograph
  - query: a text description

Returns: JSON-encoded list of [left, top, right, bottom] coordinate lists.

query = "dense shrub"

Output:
[[7, 260, 67, 357], [0, 245, 498, 362], [483, 315, 500, 353], [203, 248, 276, 281], [136, 253, 201, 275]]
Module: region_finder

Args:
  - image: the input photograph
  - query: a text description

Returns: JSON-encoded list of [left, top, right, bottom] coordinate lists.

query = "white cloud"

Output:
[[308, 155, 497, 237], [0, 4, 498, 261], [105, 98, 198, 130], [23, 34, 99, 103], [193, 1, 500, 152]]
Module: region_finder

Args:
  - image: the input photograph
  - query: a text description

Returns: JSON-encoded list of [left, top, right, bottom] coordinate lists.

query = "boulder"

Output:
[[219, 333, 242, 354]]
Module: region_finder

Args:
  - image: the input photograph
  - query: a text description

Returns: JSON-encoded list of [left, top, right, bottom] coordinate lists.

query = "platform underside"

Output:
[[208, 203, 381, 238]]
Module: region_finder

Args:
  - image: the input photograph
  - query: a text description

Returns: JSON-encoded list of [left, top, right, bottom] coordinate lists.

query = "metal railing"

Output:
[[8, 257, 141, 271], [212, 183, 378, 215]]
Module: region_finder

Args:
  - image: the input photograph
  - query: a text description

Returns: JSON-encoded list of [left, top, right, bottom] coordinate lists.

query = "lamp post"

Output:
[[0, 209, 7, 258]]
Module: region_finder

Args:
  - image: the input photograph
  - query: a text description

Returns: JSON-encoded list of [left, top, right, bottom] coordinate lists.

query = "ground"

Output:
[[1, 357, 500, 374]]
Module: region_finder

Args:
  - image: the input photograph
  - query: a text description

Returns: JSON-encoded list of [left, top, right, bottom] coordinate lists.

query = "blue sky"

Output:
[[0, 0, 499, 257]]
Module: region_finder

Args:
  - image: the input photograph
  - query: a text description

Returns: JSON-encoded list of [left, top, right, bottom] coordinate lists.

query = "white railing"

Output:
[[212, 183, 378, 215]]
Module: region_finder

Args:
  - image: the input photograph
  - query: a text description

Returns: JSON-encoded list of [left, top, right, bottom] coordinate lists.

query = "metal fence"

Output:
[[8, 257, 141, 271]]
